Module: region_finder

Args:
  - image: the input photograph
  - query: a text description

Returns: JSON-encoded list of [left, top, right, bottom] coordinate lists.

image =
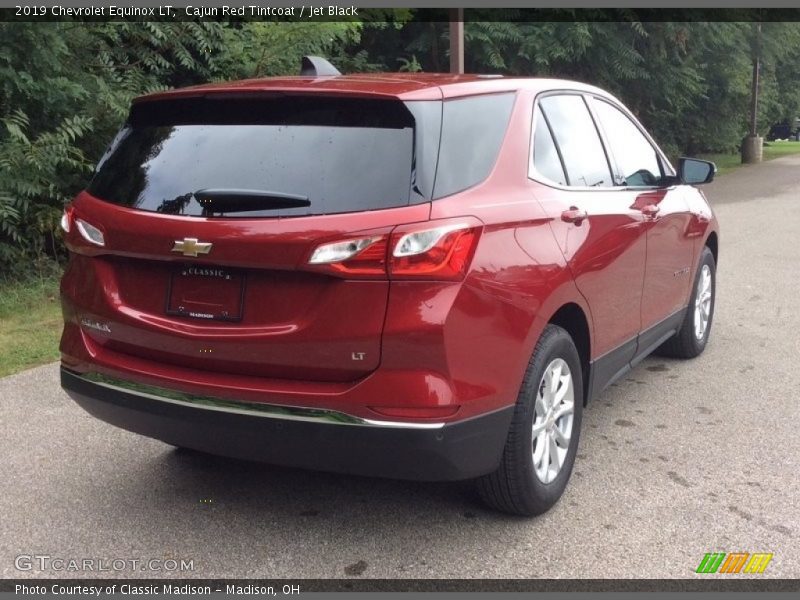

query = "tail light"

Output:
[[308, 235, 388, 277], [61, 205, 106, 253], [60, 205, 74, 233], [306, 218, 482, 281], [75, 218, 105, 247], [389, 223, 480, 281]]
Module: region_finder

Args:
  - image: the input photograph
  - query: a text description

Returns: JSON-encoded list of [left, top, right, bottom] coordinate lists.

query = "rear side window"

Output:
[[592, 99, 663, 187], [88, 97, 428, 218], [531, 106, 567, 186], [433, 93, 515, 199], [539, 95, 612, 188]]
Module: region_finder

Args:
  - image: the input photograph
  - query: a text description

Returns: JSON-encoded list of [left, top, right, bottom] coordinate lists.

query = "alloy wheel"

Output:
[[694, 264, 713, 340], [532, 358, 575, 484]]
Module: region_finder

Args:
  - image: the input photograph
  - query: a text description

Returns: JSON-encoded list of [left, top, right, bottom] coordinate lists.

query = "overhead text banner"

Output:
[[4, 3, 800, 21]]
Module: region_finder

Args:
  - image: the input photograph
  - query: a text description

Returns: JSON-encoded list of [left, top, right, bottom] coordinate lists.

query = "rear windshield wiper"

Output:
[[194, 189, 311, 214]]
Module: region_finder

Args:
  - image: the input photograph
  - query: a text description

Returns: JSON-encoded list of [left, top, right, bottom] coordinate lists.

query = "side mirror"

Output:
[[679, 157, 716, 185]]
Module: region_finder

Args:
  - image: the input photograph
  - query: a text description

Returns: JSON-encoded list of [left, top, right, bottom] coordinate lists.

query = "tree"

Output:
[[3, 18, 800, 276], [215, 22, 362, 79], [0, 22, 226, 274]]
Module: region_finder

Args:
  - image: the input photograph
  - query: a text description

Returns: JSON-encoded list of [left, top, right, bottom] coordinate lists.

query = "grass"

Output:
[[0, 271, 63, 378], [699, 140, 800, 176]]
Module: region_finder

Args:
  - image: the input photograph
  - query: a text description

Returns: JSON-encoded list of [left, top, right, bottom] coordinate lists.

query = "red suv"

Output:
[[60, 61, 719, 515]]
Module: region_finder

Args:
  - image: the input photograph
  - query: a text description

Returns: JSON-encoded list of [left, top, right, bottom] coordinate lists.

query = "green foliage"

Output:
[[2, 19, 800, 277], [0, 109, 93, 265], [215, 22, 362, 78], [398, 55, 423, 72], [752, 23, 800, 134], [0, 22, 227, 275], [385, 17, 800, 157]]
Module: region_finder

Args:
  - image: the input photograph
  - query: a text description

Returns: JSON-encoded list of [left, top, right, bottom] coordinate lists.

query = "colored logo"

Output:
[[696, 552, 773, 574]]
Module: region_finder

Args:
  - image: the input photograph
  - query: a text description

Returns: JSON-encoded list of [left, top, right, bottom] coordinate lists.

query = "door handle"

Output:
[[641, 204, 660, 218], [561, 207, 588, 225]]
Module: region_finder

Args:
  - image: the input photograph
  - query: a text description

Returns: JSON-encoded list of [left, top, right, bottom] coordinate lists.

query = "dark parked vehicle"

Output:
[[60, 60, 719, 515], [766, 119, 800, 141]]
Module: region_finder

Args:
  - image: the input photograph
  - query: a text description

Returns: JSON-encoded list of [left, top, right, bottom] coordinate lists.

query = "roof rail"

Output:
[[300, 56, 342, 77]]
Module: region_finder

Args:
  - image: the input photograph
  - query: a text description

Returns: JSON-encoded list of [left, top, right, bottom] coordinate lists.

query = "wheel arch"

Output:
[[546, 302, 591, 405], [705, 230, 719, 265]]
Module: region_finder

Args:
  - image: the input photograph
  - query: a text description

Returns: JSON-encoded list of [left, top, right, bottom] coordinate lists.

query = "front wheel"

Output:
[[476, 324, 583, 516], [657, 246, 716, 359]]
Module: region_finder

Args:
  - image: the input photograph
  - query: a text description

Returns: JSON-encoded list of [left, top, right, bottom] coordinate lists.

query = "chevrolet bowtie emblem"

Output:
[[172, 238, 212, 257]]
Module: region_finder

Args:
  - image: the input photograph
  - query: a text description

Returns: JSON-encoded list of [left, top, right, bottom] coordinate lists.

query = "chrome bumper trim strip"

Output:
[[70, 371, 446, 430]]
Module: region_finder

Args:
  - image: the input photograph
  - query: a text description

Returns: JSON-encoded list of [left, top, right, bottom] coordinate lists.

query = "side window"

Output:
[[593, 99, 662, 187], [433, 93, 515, 199], [539, 95, 612, 188], [531, 106, 567, 186]]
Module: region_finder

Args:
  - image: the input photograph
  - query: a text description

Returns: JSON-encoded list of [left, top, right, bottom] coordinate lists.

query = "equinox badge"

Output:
[[172, 238, 212, 257]]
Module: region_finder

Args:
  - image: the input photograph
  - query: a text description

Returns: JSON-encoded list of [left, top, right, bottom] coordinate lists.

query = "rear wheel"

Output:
[[477, 324, 583, 516], [657, 246, 716, 359]]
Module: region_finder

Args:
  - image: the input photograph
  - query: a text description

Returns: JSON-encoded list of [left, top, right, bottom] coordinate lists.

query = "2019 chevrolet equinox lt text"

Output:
[[59, 60, 719, 516]]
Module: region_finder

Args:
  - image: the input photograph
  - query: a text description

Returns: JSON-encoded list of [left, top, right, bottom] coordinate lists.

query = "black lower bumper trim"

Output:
[[61, 368, 513, 481]]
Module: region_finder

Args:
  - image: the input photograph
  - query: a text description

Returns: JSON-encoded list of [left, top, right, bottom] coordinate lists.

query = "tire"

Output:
[[476, 324, 583, 516], [656, 246, 716, 359]]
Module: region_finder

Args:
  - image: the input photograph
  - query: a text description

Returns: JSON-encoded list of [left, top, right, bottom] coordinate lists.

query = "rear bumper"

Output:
[[61, 367, 513, 481]]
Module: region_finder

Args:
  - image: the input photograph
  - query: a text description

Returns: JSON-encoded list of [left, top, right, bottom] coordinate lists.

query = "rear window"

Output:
[[88, 96, 429, 218]]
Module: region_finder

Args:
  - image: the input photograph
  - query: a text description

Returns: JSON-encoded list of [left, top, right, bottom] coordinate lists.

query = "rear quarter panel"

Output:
[[422, 90, 594, 417]]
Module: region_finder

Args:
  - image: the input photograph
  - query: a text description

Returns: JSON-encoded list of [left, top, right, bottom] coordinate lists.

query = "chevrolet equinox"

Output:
[[60, 59, 719, 515]]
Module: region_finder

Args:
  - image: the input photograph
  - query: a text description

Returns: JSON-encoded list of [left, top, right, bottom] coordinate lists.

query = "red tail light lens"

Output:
[[307, 235, 389, 277], [306, 218, 482, 280], [389, 222, 481, 281]]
